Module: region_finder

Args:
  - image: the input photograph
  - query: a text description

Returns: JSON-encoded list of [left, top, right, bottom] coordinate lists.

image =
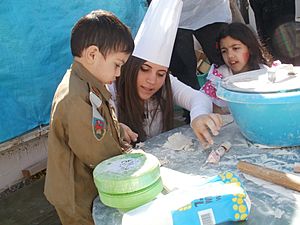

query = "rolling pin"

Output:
[[237, 161, 300, 192], [294, 163, 300, 173]]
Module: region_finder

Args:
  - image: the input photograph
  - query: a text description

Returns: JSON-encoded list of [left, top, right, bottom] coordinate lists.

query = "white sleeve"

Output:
[[170, 74, 213, 121]]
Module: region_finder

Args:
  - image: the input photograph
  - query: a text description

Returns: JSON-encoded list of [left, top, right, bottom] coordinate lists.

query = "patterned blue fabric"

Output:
[[0, 0, 147, 143]]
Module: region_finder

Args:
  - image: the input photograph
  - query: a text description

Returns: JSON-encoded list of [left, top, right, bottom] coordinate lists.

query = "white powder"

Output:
[[163, 132, 193, 150], [221, 114, 234, 126], [243, 174, 300, 201]]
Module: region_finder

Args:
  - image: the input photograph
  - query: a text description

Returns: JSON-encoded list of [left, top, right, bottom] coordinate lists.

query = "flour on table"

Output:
[[274, 208, 284, 219], [221, 114, 234, 126], [135, 142, 145, 148], [243, 174, 300, 219], [163, 132, 193, 150], [243, 174, 300, 200], [252, 143, 281, 149]]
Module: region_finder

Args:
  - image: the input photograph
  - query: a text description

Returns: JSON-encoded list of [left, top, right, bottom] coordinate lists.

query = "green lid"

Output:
[[99, 177, 163, 210], [93, 152, 160, 194]]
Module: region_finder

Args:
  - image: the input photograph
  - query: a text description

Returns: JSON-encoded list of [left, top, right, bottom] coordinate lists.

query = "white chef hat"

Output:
[[132, 0, 183, 67]]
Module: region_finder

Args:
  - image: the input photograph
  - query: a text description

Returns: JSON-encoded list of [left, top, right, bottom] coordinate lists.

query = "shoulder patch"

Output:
[[90, 92, 106, 140]]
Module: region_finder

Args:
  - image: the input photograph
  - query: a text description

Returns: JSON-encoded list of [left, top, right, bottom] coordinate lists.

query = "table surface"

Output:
[[93, 122, 300, 225]]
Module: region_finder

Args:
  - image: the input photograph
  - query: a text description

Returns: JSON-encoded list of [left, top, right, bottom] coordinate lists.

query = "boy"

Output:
[[44, 10, 134, 225]]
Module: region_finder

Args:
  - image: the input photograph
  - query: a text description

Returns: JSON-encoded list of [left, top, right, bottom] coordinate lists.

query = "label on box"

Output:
[[172, 172, 251, 225]]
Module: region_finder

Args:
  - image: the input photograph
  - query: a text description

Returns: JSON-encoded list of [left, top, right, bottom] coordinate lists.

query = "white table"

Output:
[[93, 122, 300, 225]]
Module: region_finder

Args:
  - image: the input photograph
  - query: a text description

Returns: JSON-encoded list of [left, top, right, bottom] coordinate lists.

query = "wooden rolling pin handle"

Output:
[[237, 161, 300, 192], [294, 163, 300, 173]]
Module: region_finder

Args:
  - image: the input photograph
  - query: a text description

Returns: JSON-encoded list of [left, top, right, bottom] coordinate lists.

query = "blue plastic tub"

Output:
[[217, 66, 300, 147]]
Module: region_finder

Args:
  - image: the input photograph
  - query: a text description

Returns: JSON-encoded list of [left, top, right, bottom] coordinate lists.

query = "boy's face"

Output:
[[89, 47, 130, 84]]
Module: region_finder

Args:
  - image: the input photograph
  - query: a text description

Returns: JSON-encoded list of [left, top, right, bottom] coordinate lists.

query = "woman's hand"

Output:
[[119, 123, 138, 144], [191, 113, 223, 149]]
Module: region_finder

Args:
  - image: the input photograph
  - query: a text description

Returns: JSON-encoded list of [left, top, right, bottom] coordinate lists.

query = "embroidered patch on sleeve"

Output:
[[90, 92, 106, 140]]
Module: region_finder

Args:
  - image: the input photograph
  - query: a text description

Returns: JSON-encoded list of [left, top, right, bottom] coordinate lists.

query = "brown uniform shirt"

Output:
[[44, 61, 129, 222]]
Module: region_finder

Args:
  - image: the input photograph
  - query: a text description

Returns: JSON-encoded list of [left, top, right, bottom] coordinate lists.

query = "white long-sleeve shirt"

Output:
[[108, 74, 212, 138], [179, 0, 232, 30]]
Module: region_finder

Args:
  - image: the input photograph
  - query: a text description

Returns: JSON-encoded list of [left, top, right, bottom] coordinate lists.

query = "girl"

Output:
[[200, 22, 275, 114]]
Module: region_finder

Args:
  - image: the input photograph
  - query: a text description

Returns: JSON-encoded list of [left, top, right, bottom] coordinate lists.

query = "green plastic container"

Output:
[[93, 152, 161, 194], [93, 152, 162, 210], [99, 177, 163, 211]]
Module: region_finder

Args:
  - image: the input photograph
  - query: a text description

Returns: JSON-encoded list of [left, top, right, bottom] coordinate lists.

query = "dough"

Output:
[[163, 132, 193, 150]]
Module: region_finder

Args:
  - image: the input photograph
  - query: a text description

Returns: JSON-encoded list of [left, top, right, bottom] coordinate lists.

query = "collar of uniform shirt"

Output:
[[72, 61, 111, 101]]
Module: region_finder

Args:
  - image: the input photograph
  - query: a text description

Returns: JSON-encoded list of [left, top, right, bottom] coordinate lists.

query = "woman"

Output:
[[110, 55, 222, 149], [109, 0, 222, 149]]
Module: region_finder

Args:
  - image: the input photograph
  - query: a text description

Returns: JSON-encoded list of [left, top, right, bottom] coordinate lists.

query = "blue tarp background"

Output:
[[0, 0, 147, 143]]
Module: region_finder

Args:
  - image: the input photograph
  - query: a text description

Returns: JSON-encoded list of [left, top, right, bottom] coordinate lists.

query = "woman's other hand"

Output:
[[119, 123, 138, 144], [191, 113, 223, 149]]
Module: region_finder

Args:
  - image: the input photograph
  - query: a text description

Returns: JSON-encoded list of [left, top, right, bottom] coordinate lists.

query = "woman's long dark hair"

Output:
[[116, 56, 174, 142], [217, 22, 273, 69]]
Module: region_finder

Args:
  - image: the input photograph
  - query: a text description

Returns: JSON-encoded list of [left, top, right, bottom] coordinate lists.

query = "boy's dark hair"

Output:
[[71, 10, 134, 58], [217, 22, 273, 68]]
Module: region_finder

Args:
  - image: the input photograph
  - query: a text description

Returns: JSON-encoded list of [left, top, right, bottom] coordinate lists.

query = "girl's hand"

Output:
[[191, 113, 223, 149], [119, 123, 138, 144]]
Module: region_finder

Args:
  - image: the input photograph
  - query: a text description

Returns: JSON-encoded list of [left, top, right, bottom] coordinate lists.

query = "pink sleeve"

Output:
[[201, 80, 218, 98]]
